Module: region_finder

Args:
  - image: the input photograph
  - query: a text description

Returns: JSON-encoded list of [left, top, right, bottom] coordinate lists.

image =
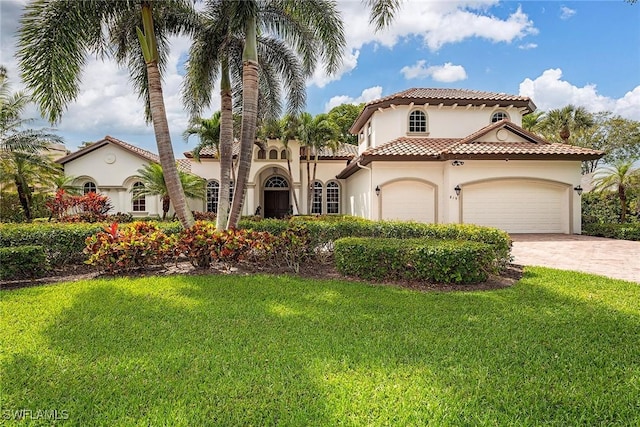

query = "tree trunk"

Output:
[[306, 146, 312, 214], [15, 177, 32, 222], [619, 185, 627, 223], [285, 144, 300, 214], [141, 1, 194, 229], [162, 195, 170, 221], [228, 16, 259, 228], [216, 57, 233, 231]]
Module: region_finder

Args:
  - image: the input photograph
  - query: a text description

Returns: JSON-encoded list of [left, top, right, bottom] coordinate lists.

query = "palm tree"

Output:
[[541, 105, 595, 143], [17, 0, 198, 228], [278, 114, 301, 214], [132, 163, 205, 220], [522, 111, 544, 133], [592, 160, 640, 223], [1, 71, 63, 221], [298, 112, 340, 214], [183, 0, 345, 228], [183, 111, 222, 161], [0, 151, 62, 221]]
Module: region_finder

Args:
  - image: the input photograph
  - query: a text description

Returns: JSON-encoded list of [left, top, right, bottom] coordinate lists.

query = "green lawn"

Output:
[[1, 267, 639, 426]]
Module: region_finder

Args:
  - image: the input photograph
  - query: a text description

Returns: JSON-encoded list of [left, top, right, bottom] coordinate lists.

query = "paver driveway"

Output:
[[510, 234, 640, 283]]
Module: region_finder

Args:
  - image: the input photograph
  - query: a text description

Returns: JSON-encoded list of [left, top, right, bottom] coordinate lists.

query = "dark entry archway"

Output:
[[264, 175, 290, 218]]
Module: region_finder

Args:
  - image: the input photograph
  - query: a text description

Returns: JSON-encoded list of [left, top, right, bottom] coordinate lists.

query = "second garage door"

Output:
[[381, 180, 436, 223], [462, 180, 569, 233]]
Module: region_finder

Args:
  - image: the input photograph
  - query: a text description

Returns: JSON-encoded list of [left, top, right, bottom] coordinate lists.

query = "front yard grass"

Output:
[[1, 266, 639, 426]]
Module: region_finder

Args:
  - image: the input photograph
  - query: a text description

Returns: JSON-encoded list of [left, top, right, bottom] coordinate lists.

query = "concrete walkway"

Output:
[[510, 234, 640, 283]]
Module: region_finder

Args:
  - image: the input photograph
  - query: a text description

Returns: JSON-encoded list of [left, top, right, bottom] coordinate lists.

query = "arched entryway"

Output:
[[264, 175, 290, 218]]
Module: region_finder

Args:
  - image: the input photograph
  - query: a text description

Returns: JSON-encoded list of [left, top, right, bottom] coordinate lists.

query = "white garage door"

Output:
[[463, 180, 568, 233], [381, 180, 435, 223]]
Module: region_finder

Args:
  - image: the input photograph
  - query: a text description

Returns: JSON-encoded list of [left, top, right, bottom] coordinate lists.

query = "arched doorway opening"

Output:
[[264, 175, 290, 218]]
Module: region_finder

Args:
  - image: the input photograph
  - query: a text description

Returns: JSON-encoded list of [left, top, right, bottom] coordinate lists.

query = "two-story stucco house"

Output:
[[56, 88, 603, 233]]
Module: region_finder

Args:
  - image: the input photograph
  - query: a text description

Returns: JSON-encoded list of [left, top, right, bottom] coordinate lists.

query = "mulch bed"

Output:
[[1, 259, 523, 292]]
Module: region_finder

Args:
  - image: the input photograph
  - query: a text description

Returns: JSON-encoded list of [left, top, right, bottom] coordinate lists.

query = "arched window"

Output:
[[326, 181, 340, 214], [132, 182, 146, 212], [206, 181, 219, 213], [269, 149, 278, 159], [312, 181, 323, 214], [83, 181, 97, 195], [281, 149, 288, 160], [408, 110, 427, 133], [265, 176, 288, 188], [491, 111, 509, 123], [257, 149, 266, 159]]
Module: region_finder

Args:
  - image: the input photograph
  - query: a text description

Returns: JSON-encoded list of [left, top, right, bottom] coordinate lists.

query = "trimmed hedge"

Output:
[[582, 223, 640, 241], [239, 217, 511, 268], [0, 245, 48, 280], [335, 237, 494, 284], [0, 221, 183, 265]]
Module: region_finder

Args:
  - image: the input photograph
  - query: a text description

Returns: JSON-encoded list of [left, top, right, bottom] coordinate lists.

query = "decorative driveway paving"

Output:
[[510, 234, 640, 284]]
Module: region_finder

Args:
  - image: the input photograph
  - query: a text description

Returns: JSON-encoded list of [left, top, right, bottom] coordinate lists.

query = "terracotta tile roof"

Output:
[[57, 135, 160, 164], [336, 121, 604, 179], [176, 158, 192, 173], [364, 137, 458, 158], [351, 88, 537, 133], [314, 143, 358, 159], [184, 141, 241, 159]]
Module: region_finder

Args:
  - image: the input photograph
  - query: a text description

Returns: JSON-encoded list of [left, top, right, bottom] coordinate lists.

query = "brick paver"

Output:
[[510, 234, 640, 284]]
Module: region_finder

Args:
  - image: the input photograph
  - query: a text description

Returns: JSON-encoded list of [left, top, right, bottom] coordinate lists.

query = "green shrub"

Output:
[[0, 192, 50, 223], [334, 237, 495, 284], [0, 245, 48, 280], [84, 222, 177, 273], [239, 217, 511, 269], [0, 222, 104, 265], [582, 223, 640, 241]]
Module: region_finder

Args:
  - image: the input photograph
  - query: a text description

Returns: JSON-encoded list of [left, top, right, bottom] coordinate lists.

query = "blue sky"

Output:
[[1, 0, 639, 155]]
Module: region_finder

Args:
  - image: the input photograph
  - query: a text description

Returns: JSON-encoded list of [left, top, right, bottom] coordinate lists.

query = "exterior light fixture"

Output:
[[574, 185, 583, 196], [375, 185, 381, 197], [454, 185, 461, 196]]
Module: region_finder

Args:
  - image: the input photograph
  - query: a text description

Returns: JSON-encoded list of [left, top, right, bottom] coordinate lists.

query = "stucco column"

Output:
[[246, 183, 256, 216]]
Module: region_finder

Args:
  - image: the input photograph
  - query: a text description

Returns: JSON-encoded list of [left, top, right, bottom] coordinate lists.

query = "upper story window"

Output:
[[281, 149, 288, 160], [366, 123, 372, 148], [83, 181, 97, 195], [408, 110, 427, 133], [257, 148, 266, 159], [269, 149, 278, 159], [491, 111, 510, 123]]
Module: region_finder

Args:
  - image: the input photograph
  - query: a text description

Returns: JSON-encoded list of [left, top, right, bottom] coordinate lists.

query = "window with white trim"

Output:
[[326, 181, 340, 214], [491, 111, 509, 123], [408, 110, 427, 133], [83, 181, 97, 195], [312, 181, 323, 214], [206, 180, 219, 213], [132, 182, 146, 212]]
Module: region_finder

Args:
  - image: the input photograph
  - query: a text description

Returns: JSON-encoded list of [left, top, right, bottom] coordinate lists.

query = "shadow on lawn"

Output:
[[2, 271, 639, 425]]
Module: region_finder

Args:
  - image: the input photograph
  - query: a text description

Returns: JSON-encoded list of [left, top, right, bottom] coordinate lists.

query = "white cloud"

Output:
[[519, 68, 640, 120], [560, 6, 576, 20], [324, 86, 383, 112], [308, 1, 538, 88], [308, 49, 360, 88], [400, 61, 467, 82], [518, 43, 538, 50]]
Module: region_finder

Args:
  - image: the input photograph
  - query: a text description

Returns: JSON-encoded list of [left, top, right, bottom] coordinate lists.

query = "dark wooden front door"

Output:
[[264, 191, 290, 218]]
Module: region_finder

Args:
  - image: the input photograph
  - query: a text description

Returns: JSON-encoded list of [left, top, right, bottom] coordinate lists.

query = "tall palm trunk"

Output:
[[140, 1, 194, 228], [162, 195, 170, 220], [284, 145, 300, 214], [228, 16, 259, 228], [619, 185, 627, 223], [216, 57, 233, 230], [306, 146, 313, 214]]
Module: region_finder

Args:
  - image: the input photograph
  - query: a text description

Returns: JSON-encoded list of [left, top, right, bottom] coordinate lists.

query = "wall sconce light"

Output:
[[574, 185, 583, 196], [451, 160, 465, 166], [454, 185, 461, 196], [375, 185, 381, 197]]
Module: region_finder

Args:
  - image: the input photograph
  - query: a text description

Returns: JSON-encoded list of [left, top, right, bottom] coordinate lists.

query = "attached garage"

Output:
[[380, 180, 436, 223], [462, 179, 570, 233]]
